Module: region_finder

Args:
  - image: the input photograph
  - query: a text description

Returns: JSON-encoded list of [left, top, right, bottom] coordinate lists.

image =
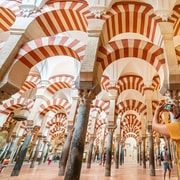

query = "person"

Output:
[[47, 154, 53, 165], [152, 101, 180, 178], [160, 145, 171, 180], [0, 156, 10, 173]]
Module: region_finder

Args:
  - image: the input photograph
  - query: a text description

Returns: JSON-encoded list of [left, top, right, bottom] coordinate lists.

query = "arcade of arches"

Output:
[[0, 0, 180, 179]]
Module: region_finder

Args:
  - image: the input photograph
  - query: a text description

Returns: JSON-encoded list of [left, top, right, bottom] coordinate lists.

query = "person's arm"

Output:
[[152, 103, 170, 136]]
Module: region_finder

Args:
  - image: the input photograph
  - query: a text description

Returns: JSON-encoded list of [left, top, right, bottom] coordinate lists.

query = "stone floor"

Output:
[[0, 160, 179, 180]]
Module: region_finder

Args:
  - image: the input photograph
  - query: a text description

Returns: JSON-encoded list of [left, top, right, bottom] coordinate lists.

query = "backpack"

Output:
[[160, 151, 164, 161]]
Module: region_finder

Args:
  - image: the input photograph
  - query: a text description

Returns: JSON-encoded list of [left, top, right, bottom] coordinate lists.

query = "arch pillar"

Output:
[[30, 132, 42, 168], [86, 134, 96, 168], [115, 136, 120, 169], [105, 125, 116, 176], [144, 88, 155, 176], [64, 87, 99, 180], [58, 126, 74, 176], [11, 120, 33, 176]]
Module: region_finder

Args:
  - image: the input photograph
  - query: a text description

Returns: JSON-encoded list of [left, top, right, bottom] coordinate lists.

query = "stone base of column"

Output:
[[87, 163, 91, 168], [11, 170, 20, 176], [105, 171, 111, 176], [58, 166, 65, 176]]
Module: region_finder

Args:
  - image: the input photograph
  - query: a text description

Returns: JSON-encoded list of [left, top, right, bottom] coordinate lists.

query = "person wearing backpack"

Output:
[[161, 145, 171, 180]]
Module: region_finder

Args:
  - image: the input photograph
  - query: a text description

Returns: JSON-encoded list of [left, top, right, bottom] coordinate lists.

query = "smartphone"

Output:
[[164, 104, 173, 111]]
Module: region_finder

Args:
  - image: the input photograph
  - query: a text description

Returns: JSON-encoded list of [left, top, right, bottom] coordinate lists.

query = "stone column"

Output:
[[142, 136, 146, 168], [115, 137, 120, 169], [99, 126, 106, 165], [58, 126, 74, 176], [30, 132, 42, 168], [38, 137, 47, 165], [6, 132, 17, 158], [43, 143, 50, 163], [64, 89, 95, 180], [11, 120, 33, 176], [11, 135, 24, 163], [139, 139, 142, 166], [120, 141, 124, 165], [105, 125, 116, 176], [87, 135, 95, 168], [147, 125, 155, 176], [156, 137, 161, 166], [144, 88, 155, 176], [158, 22, 178, 76]]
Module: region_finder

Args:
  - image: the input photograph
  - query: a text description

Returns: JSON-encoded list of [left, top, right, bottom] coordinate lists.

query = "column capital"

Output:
[[26, 120, 34, 135], [106, 125, 117, 134], [78, 89, 95, 105]]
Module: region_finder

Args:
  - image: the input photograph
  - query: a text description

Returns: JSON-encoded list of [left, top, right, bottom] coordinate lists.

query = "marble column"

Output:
[[137, 144, 140, 164], [6, 132, 17, 158], [11, 120, 33, 176], [105, 126, 116, 176], [11, 136, 23, 162], [38, 137, 47, 165], [144, 88, 155, 176], [156, 137, 161, 166], [87, 135, 95, 168], [148, 125, 155, 176], [64, 89, 94, 180], [115, 137, 120, 169], [142, 136, 146, 169], [120, 142, 124, 165], [139, 140, 142, 166], [58, 127, 74, 176], [43, 143, 50, 163], [30, 133, 42, 168]]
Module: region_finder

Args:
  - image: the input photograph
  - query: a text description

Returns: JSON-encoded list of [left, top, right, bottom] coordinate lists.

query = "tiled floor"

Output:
[[0, 161, 179, 180]]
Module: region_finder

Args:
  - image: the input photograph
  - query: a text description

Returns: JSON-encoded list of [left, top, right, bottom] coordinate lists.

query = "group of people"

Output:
[[0, 156, 10, 173], [47, 154, 60, 165], [152, 101, 180, 180]]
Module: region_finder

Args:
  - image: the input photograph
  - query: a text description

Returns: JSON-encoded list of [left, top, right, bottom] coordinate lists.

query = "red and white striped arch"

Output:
[[101, 75, 145, 94], [50, 126, 65, 134], [0, 6, 16, 32], [116, 99, 146, 116], [92, 99, 110, 115], [0, 1, 21, 16], [151, 75, 160, 90], [39, 98, 71, 116], [51, 132, 64, 140], [16, 36, 86, 68], [18, 73, 40, 95], [95, 118, 107, 131], [87, 108, 101, 133], [170, 5, 180, 36], [97, 39, 165, 72], [100, 2, 161, 44], [0, 98, 34, 115], [175, 46, 180, 65], [34, 6, 88, 36], [2, 112, 17, 130], [121, 114, 141, 135], [124, 133, 138, 141], [46, 113, 66, 128], [46, 74, 75, 94]]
